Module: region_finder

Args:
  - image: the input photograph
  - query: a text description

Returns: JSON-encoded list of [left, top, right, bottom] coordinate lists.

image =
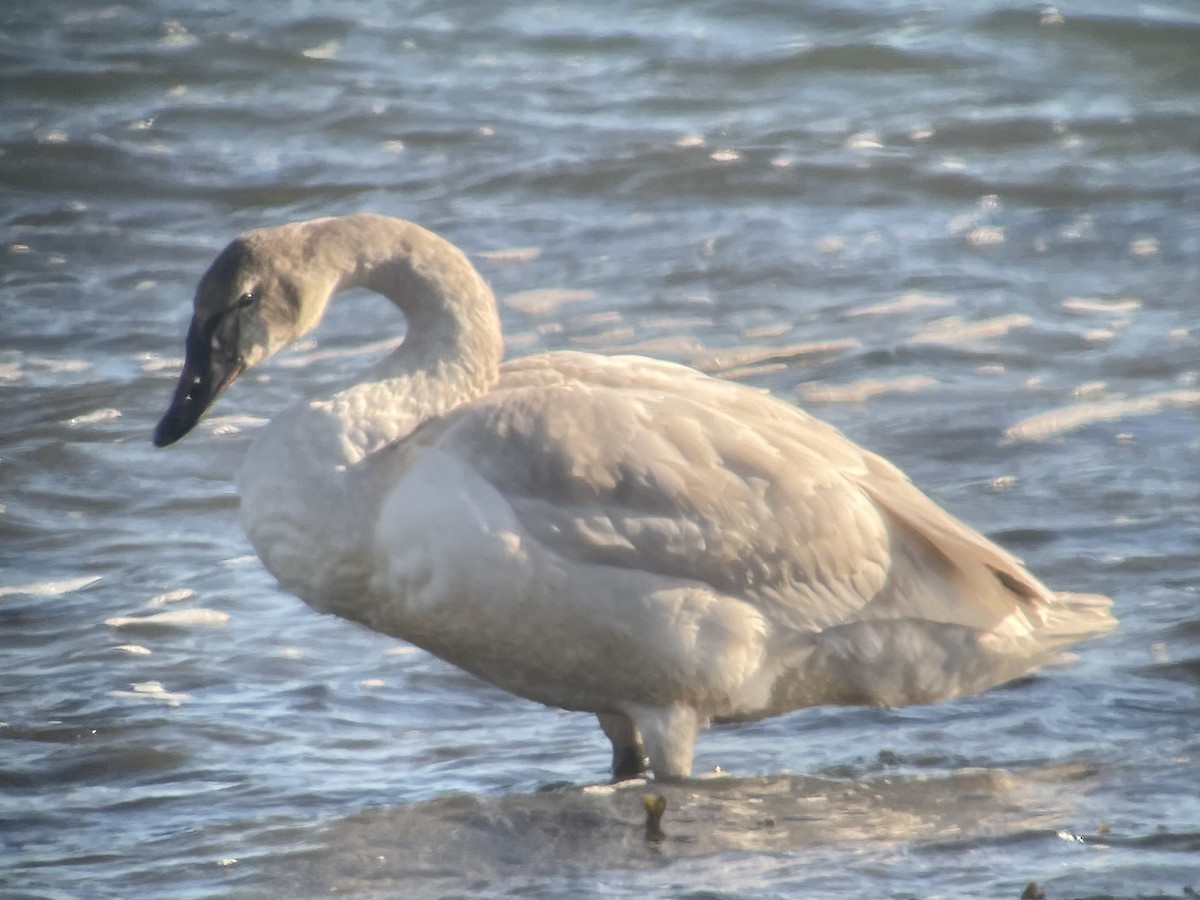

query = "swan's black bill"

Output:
[[153, 317, 244, 447]]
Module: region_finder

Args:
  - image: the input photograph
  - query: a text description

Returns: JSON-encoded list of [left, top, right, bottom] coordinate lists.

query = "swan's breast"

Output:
[[236, 402, 377, 614]]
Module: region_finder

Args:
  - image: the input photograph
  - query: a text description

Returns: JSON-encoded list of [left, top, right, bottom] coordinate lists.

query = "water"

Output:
[[1, 1, 1197, 897]]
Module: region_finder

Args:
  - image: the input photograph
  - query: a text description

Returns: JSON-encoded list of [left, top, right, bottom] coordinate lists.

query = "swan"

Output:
[[153, 213, 1116, 780]]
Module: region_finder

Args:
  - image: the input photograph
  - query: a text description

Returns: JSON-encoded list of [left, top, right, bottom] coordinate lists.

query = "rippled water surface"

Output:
[[2, 1, 1197, 898]]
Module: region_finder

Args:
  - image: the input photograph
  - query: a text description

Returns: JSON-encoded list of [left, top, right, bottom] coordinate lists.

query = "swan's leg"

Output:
[[629, 705, 702, 781], [597, 712, 647, 781]]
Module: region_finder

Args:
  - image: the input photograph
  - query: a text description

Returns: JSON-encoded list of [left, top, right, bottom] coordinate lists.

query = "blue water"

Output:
[[1, 1, 1197, 897]]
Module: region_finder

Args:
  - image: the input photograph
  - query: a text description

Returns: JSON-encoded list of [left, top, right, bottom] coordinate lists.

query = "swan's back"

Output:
[[374, 350, 1113, 717]]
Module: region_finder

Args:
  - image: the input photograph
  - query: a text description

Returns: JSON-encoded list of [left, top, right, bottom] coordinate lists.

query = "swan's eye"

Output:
[[234, 289, 257, 310]]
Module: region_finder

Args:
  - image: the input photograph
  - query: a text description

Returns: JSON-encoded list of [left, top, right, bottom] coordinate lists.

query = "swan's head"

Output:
[[154, 228, 335, 447]]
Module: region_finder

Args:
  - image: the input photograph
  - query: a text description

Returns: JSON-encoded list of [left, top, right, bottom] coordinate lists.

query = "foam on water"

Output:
[[0, 575, 103, 599], [104, 608, 231, 629], [907, 314, 1034, 346], [1003, 389, 1200, 444], [798, 374, 938, 404]]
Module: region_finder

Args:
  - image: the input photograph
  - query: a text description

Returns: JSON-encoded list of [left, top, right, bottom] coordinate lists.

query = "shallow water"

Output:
[[1, 1, 1198, 898]]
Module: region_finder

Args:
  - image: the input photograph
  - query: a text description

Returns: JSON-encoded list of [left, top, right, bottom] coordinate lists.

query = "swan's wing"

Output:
[[433, 352, 1069, 637]]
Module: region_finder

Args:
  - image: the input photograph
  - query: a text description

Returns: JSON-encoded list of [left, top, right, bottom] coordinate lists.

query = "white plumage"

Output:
[[154, 214, 1115, 780]]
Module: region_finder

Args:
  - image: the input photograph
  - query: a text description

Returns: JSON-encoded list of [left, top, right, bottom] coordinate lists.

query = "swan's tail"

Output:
[[1037, 590, 1117, 653]]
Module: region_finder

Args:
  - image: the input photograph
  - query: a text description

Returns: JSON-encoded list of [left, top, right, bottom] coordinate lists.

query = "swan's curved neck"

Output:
[[282, 214, 504, 456], [316, 215, 503, 410]]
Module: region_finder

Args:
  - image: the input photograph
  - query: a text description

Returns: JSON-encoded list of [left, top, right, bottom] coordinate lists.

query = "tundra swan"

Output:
[[154, 214, 1115, 780]]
